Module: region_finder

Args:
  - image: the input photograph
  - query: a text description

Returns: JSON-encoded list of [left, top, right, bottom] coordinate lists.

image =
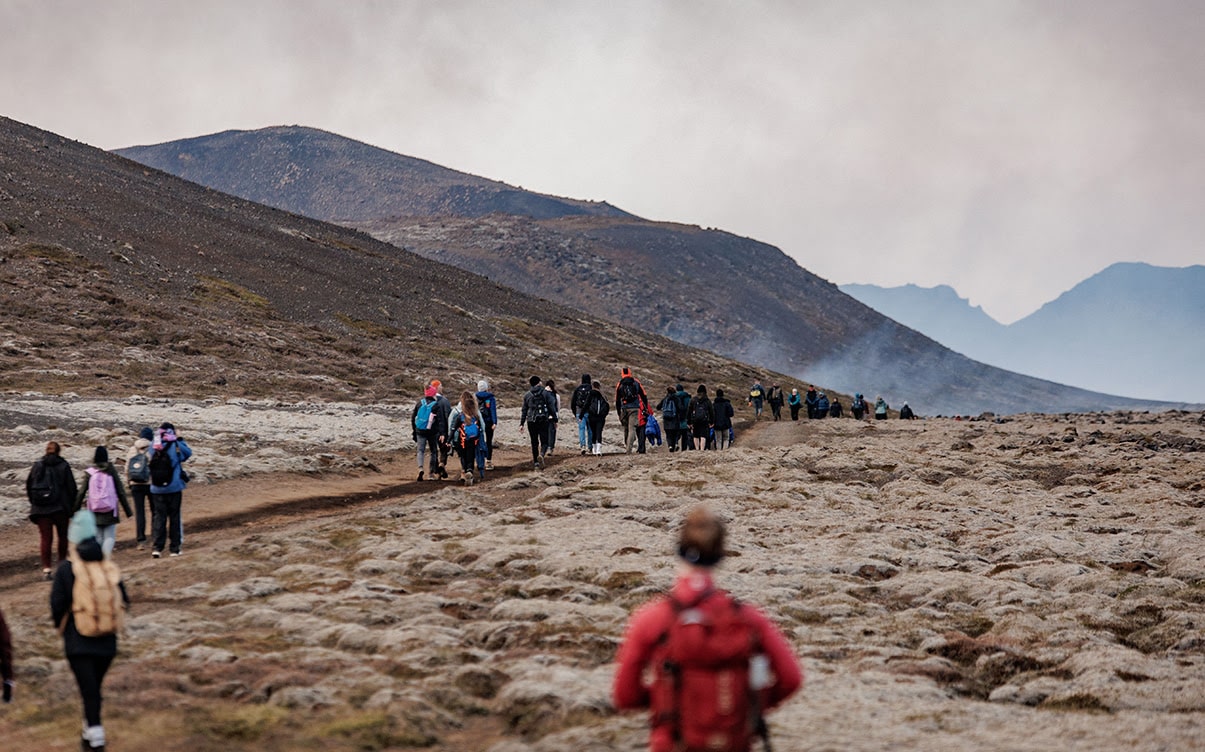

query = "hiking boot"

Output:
[[170, 551, 182, 557], [438, 466, 449, 479], [485, 461, 494, 470], [151, 550, 161, 558]]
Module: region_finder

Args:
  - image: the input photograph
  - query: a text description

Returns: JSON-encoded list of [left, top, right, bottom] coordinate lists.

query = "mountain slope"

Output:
[[0, 116, 771, 402], [114, 127, 1180, 414], [843, 264, 1205, 403]]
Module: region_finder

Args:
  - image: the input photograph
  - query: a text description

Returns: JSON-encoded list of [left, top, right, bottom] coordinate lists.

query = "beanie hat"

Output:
[[424, 385, 437, 398], [477, 379, 489, 392], [93, 446, 109, 465], [139, 426, 154, 441], [581, 374, 591, 384], [68, 509, 99, 545], [529, 375, 541, 387]]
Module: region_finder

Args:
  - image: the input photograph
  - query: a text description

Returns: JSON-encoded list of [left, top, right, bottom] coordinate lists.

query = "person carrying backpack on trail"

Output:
[[815, 393, 829, 420], [571, 374, 594, 456], [748, 381, 765, 420], [898, 402, 916, 420], [671, 384, 693, 451], [657, 386, 680, 452], [545, 380, 562, 455], [148, 423, 192, 559], [875, 396, 889, 420], [412, 385, 445, 482], [124, 427, 154, 549], [475, 380, 499, 471], [52, 510, 130, 752], [520, 376, 556, 470], [787, 388, 802, 421], [27, 441, 78, 580], [615, 367, 650, 455], [804, 386, 819, 419], [613, 506, 803, 752], [850, 392, 867, 420], [586, 380, 610, 455], [766, 384, 784, 421], [75, 447, 133, 557], [449, 391, 485, 486], [430, 380, 453, 479], [712, 389, 735, 449], [687, 385, 715, 450]]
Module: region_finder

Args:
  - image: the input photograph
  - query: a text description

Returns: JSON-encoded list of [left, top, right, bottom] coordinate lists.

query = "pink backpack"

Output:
[[85, 468, 118, 514]]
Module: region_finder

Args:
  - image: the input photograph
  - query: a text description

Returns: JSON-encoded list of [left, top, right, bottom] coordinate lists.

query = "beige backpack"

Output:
[[62, 551, 124, 637]]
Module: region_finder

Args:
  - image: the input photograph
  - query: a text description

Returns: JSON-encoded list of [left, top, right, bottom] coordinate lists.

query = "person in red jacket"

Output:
[[613, 506, 802, 751]]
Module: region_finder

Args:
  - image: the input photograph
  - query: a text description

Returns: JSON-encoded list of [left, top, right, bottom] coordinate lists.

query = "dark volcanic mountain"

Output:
[[0, 116, 771, 402], [115, 126, 1178, 414]]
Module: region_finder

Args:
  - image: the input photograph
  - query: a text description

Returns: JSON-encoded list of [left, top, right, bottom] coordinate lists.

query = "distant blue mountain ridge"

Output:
[[842, 263, 1205, 404]]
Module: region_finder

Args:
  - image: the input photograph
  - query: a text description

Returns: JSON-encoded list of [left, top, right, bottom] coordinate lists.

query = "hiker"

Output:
[[430, 380, 453, 479], [815, 392, 830, 419], [687, 385, 714, 450], [75, 447, 133, 557], [851, 392, 868, 420], [520, 376, 556, 469], [829, 396, 844, 418], [643, 407, 663, 449], [449, 391, 484, 485], [545, 379, 562, 455], [766, 384, 784, 421], [412, 385, 445, 481], [712, 388, 735, 449], [748, 381, 765, 420], [27, 441, 78, 580], [475, 380, 498, 471], [615, 367, 650, 454], [613, 505, 803, 752], [658, 386, 680, 451], [148, 422, 192, 558], [586, 380, 609, 455], [1, 604, 13, 704], [804, 386, 819, 419], [874, 396, 889, 420], [571, 374, 593, 455], [788, 388, 802, 421], [124, 428, 153, 549], [899, 402, 916, 420], [51, 510, 129, 752], [672, 384, 693, 451]]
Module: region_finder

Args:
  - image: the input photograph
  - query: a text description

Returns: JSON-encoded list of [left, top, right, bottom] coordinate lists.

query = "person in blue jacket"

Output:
[[148, 422, 192, 558], [475, 379, 498, 470]]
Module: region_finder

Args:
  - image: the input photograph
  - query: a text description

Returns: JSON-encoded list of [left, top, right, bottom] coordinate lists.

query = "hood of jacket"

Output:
[[76, 537, 104, 562], [41, 453, 66, 468]]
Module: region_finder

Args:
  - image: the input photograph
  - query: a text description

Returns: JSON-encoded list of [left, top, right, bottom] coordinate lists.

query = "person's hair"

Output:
[[697, 384, 708, 395], [461, 391, 478, 418], [678, 506, 725, 567], [546, 379, 557, 395], [529, 375, 541, 387], [666, 386, 675, 395], [45, 441, 60, 455], [715, 388, 725, 399]]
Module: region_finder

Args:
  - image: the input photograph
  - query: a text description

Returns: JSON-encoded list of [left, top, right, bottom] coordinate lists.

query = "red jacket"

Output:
[[612, 571, 803, 751]]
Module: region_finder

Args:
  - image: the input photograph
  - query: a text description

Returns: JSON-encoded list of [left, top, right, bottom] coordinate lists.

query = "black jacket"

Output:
[[571, 383, 593, 418], [50, 538, 128, 657], [712, 397, 735, 429], [521, 385, 556, 424], [27, 454, 77, 520]]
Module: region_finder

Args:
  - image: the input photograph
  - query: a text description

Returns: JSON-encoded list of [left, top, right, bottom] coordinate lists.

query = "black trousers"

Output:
[[151, 491, 183, 554], [130, 483, 150, 542], [69, 654, 114, 727], [527, 421, 549, 462]]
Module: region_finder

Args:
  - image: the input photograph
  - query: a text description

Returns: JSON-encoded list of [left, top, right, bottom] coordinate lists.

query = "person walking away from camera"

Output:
[[429, 380, 453, 479], [571, 374, 593, 455], [1, 604, 13, 705], [75, 447, 132, 557], [672, 383, 693, 451], [412, 385, 444, 481], [804, 386, 819, 419], [545, 379, 562, 455], [475, 380, 498, 471], [874, 396, 889, 420], [587, 380, 609, 455], [28, 441, 78, 580], [712, 388, 735, 449], [124, 428, 153, 549], [658, 386, 680, 452], [687, 385, 715, 450], [899, 402, 915, 420], [748, 381, 765, 420], [643, 405, 663, 449], [613, 505, 803, 752], [615, 367, 649, 454], [52, 510, 129, 752], [148, 423, 191, 559], [829, 396, 844, 418], [815, 392, 829, 419], [851, 392, 867, 420], [766, 384, 784, 421], [788, 388, 802, 421], [449, 392, 484, 485], [520, 376, 555, 469]]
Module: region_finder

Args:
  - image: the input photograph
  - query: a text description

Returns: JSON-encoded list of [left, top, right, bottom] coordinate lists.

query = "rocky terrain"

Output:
[[1, 397, 1202, 751]]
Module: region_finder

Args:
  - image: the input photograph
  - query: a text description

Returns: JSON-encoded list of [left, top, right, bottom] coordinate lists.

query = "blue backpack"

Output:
[[416, 398, 436, 432], [662, 395, 678, 421]]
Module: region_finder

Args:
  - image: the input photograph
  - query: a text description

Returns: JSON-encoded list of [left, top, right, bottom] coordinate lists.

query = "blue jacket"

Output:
[[150, 439, 192, 494], [476, 390, 498, 426]]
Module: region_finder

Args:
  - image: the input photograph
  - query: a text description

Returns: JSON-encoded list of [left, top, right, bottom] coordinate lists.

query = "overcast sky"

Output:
[[4, 0, 1203, 323]]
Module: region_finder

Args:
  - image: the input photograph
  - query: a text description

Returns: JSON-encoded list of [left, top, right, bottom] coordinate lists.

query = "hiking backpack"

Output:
[[148, 447, 175, 486], [85, 468, 118, 514], [650, 589, 770, 752], [692, 399, 710, 423], [618, 378, 640, 407], [590, 392, 610, 418], [457, 415, 480, 448], [662, 395, 678, 421], [415, 398, 437, 432], [528, 391, 551, 422], [64, 552, 124, 638], [29, 461, 55, 503], [127, 451, 150, 484]]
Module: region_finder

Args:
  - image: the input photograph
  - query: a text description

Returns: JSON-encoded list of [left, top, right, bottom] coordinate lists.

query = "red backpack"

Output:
[[649, 589, 771, 752]]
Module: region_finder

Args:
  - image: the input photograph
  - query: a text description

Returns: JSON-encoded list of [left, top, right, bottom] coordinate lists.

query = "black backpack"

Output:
[[29, 461, 54, 502], [590, 392, 610, 418], [662, 395, 678, 421], [618, 378, 640, 407], [692, 399, 710, 422], [127, 451, 151, 483], [149, 446, 175, 486], [528, 391, 551, 423]]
